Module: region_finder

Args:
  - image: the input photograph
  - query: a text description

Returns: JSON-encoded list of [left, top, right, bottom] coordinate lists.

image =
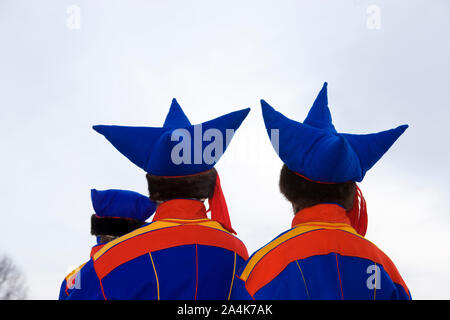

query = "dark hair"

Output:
[[279, 165, 356, 212], [91, 215, 145, 237], [146, 168, 217, 202]]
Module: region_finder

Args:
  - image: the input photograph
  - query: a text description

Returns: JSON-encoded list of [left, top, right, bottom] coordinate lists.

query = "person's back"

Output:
[[88, 198, 247, 299], [232, 83, 410, 300], [68, 99, 250, 299], [59, 189, 156, 299], [234, 202, 409, 299]]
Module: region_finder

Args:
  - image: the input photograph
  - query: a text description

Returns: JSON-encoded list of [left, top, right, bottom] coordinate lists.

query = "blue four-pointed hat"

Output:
[[91, 189, 156, 221], [261, 82, 408, 183], [93, 99, 250, 176]]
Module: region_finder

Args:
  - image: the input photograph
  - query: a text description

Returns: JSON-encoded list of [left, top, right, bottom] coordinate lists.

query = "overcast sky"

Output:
[[0, 0, 449, 299]]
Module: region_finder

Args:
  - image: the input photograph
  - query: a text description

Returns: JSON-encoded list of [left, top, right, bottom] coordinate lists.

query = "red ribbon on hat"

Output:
[[208, 173, 236, 234], [346, 184, 368, 237]]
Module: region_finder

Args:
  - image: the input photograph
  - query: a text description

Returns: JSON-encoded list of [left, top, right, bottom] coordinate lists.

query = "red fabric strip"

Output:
[[292, 204, 351, 228], [94, 224, 248, 279], [209, 174, 236, 234], [90, 244, 105, 258], [346, 185, 368, 236], [152, 199, 207, 221]]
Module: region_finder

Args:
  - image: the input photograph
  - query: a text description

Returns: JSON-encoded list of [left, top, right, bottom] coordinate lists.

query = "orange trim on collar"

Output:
[[152, 199, 208, 221], [292, 204, 351, 228], [90, 244, 105, 258]]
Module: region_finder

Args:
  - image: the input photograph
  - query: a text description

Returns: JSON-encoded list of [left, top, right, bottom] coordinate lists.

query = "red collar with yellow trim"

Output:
[[292, 204, 351, 228], [152, 199, 208, 221], [90, 244, 105, 258]]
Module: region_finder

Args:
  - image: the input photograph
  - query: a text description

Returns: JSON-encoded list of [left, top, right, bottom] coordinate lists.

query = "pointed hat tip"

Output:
[[260, 99, 272, 108], [391, 124, 409, 134], [170, 98, 180, 107], [319, 82, 328, 94], [90, 188, 99, 202], [233, 107, 251, 120], [242, 107, 251, 115], [92, 125, 102, 133], [92, 125, 112, 135], [397, 124, 409, 133], [260, 99, 276, 115]]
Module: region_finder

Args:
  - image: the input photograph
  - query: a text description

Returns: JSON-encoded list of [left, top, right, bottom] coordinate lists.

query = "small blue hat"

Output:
[[93, 99, 250, 176], [91, 189, 156, 222], [261, 82, 408, 183]]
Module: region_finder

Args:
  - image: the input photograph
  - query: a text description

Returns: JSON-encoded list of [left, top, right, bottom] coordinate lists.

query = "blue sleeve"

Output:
[[66, 259, 105, 300], [392, 283, 412, 300], [58, 279, 68, 300]]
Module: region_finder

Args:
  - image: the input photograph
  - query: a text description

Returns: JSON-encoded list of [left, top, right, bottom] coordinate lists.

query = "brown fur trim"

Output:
[[90, 215, 145, 237], [279, 164, 356, 212], [146, 168, 217, 202]]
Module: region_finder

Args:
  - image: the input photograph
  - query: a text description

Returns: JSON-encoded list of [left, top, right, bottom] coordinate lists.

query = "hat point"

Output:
[[164, 98, 191, 128], [261, 83, 408, 182]]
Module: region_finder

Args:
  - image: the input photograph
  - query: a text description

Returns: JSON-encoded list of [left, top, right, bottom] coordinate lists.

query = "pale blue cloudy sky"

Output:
[[0, 0, 449, 299]]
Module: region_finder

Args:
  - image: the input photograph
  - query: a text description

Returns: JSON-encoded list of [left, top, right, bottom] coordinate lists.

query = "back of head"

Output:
[[146, 168, 217, 202], [279, 165, 356, 213], [90, 189, 156, 244]]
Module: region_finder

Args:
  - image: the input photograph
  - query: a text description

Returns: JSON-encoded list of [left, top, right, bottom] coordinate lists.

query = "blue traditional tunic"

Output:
[[232, 204, 410, 300], [66, 199, 248, 300]]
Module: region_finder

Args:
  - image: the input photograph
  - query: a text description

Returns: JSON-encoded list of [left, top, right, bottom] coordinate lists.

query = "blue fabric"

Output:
[[152, 244, 197, 300], [254, 261, 310, 300], [101, 253, 159, 300], [230, 277, 254, 300], [58, 279, 68, 300], [233, 254, 411, 300], [196, 245, 242, 300], [261, 82, 408, 182], [93, 99, 250, 176], [91, 189, 156, 221], [163, 98, 191, 128], [66, 244, 245, 300]]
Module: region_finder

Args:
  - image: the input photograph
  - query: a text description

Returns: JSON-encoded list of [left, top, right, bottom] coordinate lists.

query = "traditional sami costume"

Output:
[[59, 189, 156, 300], [66, 100, 250, 300], [232, 83, 411, 300]]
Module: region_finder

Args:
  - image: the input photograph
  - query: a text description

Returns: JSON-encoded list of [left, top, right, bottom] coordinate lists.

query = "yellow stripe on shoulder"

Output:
[[196, 220, 232, 233], [93, 220, 181, 261], [160, 218, 210, 223], [65, 262, 87, 282], [92, 219, 232, 261], [159, 218, 230, 233], [239, 223, 360, 281]]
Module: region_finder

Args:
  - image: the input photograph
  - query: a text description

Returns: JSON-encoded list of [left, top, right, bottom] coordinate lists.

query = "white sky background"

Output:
[[0, 0, 449, 299]]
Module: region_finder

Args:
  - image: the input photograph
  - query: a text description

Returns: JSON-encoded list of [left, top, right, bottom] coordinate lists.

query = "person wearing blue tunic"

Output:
[[66, 99, 250, 299], [59, 189, 156, 299], [232, 83, 411, 300]]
